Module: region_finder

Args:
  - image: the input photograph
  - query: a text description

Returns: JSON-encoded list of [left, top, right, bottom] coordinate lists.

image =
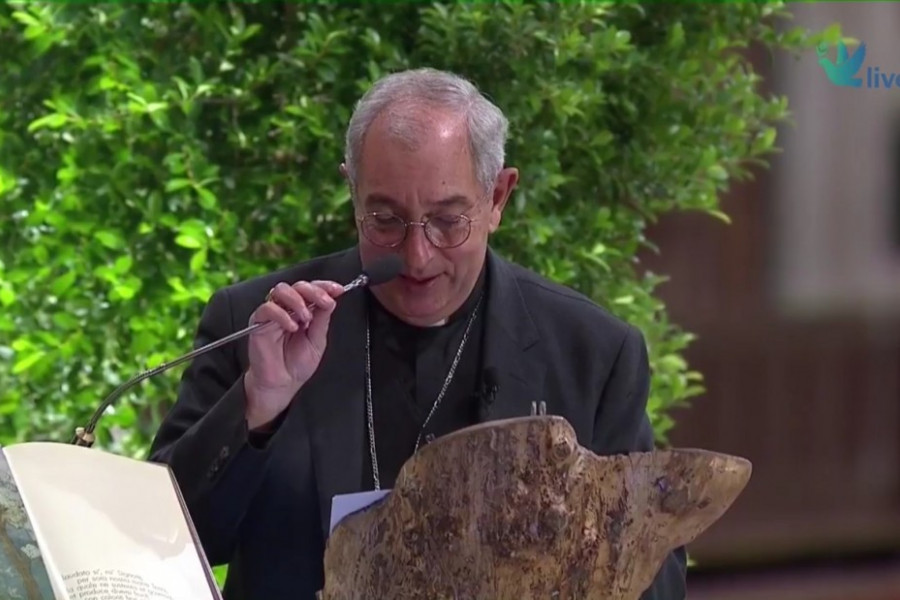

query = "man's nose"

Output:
[[402, 224, 434, 270]]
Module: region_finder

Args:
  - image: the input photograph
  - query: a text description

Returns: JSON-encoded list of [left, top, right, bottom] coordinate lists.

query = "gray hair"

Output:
[[343, 68, 509, 195]]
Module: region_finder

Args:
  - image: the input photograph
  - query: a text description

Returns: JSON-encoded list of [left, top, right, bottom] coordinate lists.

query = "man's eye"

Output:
[[432, 215, 463, 228]]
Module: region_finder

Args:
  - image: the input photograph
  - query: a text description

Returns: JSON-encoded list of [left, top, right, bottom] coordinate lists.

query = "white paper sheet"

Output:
[[329, 489, 391, 534]]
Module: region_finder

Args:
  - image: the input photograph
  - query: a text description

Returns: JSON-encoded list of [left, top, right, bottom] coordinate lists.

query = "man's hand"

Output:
[[243, 280, 344, 430]]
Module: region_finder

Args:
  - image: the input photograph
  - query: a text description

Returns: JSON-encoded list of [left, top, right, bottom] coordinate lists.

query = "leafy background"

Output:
[[0, 0, 835, 587], [0, 2, 819, 459]]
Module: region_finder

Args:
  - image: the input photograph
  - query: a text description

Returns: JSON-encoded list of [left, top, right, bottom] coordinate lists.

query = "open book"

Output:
[[0, 442, 220, 600]]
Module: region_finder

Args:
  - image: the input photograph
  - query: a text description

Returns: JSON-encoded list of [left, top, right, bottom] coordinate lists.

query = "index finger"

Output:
[[310, 280, 345, 298]]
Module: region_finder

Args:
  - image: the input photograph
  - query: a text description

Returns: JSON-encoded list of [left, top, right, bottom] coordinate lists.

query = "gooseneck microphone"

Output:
[[71, 254, 403, 448]]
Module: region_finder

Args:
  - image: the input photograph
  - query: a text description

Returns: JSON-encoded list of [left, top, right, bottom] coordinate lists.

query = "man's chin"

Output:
[[372, 278, 452, 324], [388, 298, 449, 327]]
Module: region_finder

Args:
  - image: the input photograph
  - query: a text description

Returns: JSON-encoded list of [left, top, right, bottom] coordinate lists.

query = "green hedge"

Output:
[[0, 2, 816, 457]]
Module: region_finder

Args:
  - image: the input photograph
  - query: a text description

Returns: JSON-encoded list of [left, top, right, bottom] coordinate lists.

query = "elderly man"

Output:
[[149, 67, 687, 599]]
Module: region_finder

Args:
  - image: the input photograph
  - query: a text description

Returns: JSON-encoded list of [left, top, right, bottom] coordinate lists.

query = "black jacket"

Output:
[[148, 246, 687, 599]]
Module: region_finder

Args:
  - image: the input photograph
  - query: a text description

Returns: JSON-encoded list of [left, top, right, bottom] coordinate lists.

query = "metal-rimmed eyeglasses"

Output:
[[357, 212, 475, 249]]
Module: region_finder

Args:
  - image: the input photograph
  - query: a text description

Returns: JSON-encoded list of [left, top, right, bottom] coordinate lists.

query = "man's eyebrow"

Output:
[[363, 193, 400, 209], [433, 194, 471, 208]]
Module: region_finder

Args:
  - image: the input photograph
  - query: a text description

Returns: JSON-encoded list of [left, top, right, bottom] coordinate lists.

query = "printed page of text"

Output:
[[6, 442, 218, 600]]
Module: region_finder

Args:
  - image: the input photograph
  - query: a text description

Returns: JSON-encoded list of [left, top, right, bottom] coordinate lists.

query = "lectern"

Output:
[[319, 416, 751, 600]]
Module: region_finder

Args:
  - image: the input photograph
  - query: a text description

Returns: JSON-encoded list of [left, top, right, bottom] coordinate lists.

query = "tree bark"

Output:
[[321, 415, 751, 600]]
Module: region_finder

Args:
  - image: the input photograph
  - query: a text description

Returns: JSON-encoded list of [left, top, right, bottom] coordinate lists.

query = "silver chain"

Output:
[[365, 295, 483, 491]]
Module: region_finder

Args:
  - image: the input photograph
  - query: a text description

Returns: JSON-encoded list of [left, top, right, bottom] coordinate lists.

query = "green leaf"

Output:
[[12, 351, 44, 375], [707, 210, 732, 224], [707, 164, 728, 181], [114, 255, 134, 274], [175, 234, 203, 249], [0, 287, 15, 307], [11, 10, 42, 29], [752, 127, 778, 154], [113, 276, 143, 301], [196, 187, 217, 209], [668, 22, 685, 49], [52, 312, 80, 329], [51, 271, 77, 295], [167, 277, 187, 293], [166, 178, 193, 192], [0, 168, 16, 196], [658, 354, 688, 371], [28, 113, 68, 132], [190, 248, 207, 273], [95, 230, 124, 249]]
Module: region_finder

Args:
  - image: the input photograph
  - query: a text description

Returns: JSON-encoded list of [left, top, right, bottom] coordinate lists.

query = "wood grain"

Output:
[[320, 416, 751, 600]]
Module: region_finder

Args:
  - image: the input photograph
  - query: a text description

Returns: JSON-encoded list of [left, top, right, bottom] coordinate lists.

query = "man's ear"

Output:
[[489, 167, 519, 233], [339, 163, 349, 180]]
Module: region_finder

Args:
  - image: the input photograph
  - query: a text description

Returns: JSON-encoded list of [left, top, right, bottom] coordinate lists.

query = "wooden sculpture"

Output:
[[319, 416, 751, 600]]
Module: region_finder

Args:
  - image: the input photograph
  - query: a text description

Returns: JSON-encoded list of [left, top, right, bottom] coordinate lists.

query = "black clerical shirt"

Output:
[[360, 265, 487, 490]]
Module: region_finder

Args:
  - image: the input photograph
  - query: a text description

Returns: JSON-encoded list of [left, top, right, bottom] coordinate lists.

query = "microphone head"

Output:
[[363, 254, 403, 286]]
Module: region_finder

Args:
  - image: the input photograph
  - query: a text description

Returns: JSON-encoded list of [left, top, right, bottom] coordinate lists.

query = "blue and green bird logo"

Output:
[[817, 40, 866, 87]]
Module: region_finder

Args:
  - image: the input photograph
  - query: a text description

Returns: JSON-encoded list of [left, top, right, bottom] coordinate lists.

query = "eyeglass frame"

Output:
[[355, 211, 480, 249]]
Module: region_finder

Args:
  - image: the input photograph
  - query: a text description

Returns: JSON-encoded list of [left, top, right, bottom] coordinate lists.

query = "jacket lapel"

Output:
[[297, 248, 368, 539], [478, 250, 547, 422]]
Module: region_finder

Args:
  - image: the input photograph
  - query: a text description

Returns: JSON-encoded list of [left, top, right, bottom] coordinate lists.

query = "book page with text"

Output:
[[5, 442, 219, 600]]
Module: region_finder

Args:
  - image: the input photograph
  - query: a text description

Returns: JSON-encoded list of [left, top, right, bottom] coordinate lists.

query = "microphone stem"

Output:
[[71, 273, 371, 447]]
